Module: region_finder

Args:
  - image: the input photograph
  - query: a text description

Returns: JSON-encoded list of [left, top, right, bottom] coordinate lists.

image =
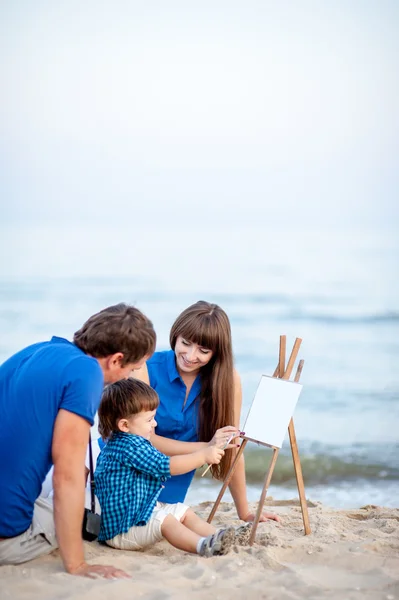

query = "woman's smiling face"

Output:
[[174, 335, 214, 375]]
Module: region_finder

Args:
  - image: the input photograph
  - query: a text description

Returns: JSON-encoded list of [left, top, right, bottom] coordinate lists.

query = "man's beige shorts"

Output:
[[0, 497, 58, 565], [107, 502, 189, 551]]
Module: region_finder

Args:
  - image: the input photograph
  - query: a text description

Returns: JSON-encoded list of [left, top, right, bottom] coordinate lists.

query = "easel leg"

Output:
[[290, 359, 310, 534], [278, 335, 286, 378], [249, 447, 279, 546], [288, 418, 311, 535], [282, 338, 302, 381], [207, 439, 248, 524]]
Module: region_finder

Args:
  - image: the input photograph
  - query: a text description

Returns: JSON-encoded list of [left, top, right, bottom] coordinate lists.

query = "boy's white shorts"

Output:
[[107, 502, 189, 550]]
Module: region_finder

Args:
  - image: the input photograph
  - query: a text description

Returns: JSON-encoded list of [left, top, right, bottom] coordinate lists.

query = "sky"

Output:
[[0, 2, 398, 463], [1, 0, 398, 228]]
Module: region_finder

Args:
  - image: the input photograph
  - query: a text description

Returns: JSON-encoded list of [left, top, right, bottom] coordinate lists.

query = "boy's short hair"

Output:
[[73, 303, 156, 365], [98, 378, 159, 439]]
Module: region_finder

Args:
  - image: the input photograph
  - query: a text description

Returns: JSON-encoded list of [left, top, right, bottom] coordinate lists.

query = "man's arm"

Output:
[[52, 409, 129, 578]]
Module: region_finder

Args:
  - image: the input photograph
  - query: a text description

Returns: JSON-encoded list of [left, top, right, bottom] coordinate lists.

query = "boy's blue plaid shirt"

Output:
[[94, 431, 171, 541]]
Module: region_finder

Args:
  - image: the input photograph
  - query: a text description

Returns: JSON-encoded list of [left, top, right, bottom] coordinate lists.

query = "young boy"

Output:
[[94, 378, 252, 557]]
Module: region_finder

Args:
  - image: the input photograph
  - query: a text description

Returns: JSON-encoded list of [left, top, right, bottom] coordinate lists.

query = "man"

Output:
[[0, 303, 156, 578]]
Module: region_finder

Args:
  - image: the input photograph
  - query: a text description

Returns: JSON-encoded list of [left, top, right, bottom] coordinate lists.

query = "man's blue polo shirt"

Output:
[[147, 350, 201, 503], [0, 337, 104, 538]]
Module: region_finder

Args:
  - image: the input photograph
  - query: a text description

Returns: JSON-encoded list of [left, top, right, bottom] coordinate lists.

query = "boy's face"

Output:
[[122, 409, 157, 440]]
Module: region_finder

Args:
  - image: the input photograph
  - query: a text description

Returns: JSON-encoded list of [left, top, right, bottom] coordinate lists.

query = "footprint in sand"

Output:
[[183, 565, 206, 580]]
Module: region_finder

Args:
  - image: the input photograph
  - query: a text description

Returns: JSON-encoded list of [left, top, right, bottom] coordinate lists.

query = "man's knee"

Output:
[[0, 528, 56, 565]]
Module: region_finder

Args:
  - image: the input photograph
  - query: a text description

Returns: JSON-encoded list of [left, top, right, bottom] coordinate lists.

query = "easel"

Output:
[[207, 336, 311, 545]]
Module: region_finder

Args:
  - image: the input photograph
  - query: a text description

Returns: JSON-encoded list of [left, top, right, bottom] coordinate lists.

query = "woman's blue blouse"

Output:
[[147, 350, 202, 503]]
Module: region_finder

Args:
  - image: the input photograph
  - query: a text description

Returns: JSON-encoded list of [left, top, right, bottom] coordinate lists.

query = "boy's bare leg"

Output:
[[181, 508, 216, 537], [161, 514, 201, 553]]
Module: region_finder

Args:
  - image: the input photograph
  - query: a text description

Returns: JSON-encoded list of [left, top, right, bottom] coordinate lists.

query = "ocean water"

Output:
[[1, 221, 398, 509]]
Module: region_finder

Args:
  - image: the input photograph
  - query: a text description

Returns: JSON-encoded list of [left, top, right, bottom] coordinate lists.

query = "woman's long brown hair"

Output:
[[170, 301, 235, 480]]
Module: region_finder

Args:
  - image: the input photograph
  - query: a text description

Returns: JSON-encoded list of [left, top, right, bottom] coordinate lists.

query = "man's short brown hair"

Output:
[[73, 303, 156, 365]]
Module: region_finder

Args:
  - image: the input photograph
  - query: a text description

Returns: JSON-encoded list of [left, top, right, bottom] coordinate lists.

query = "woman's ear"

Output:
[[117, 418, 130, 432]]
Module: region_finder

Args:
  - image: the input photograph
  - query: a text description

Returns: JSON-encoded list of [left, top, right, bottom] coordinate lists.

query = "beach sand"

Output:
[[1, 499, 398, 600]]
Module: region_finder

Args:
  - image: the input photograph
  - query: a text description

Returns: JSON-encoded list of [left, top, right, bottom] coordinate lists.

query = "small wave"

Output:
[[199, 448, 399, 485], [283, 311, 399, 325]]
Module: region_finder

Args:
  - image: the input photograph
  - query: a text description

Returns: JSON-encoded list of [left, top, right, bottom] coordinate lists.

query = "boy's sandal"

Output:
[[199, 527, 235, 557]]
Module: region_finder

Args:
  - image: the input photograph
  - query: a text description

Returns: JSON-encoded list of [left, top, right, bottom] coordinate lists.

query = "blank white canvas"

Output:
[[242, 376, 303, 448]]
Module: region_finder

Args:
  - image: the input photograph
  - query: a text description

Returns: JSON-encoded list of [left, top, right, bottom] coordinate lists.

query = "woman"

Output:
[[135, 300, 279, 523]]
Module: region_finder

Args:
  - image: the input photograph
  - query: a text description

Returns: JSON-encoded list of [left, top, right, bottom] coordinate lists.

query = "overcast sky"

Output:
[[1, 0, 398, 227]]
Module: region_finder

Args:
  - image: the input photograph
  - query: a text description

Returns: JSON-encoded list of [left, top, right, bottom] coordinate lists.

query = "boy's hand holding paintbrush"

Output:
[[202, 445, 225, 468], [202, 427, 243, 477]]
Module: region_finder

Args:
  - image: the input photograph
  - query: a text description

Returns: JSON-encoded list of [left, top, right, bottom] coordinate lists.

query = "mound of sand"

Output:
[[1, 499, 398, 600]]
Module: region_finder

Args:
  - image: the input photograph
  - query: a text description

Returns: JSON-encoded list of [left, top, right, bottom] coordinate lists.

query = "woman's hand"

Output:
[[241, 511, 281, 523], [208, 426, 240, 449]]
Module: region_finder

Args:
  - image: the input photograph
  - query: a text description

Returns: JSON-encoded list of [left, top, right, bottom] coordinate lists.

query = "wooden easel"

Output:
[[207, 336, 311, 544]]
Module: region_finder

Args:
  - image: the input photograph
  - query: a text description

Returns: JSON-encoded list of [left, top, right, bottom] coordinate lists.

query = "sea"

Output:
[[1, 220, 398, 510]]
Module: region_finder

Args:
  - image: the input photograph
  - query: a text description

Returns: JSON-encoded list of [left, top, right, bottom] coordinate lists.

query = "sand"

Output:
[[1, 499, 398, 600]]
